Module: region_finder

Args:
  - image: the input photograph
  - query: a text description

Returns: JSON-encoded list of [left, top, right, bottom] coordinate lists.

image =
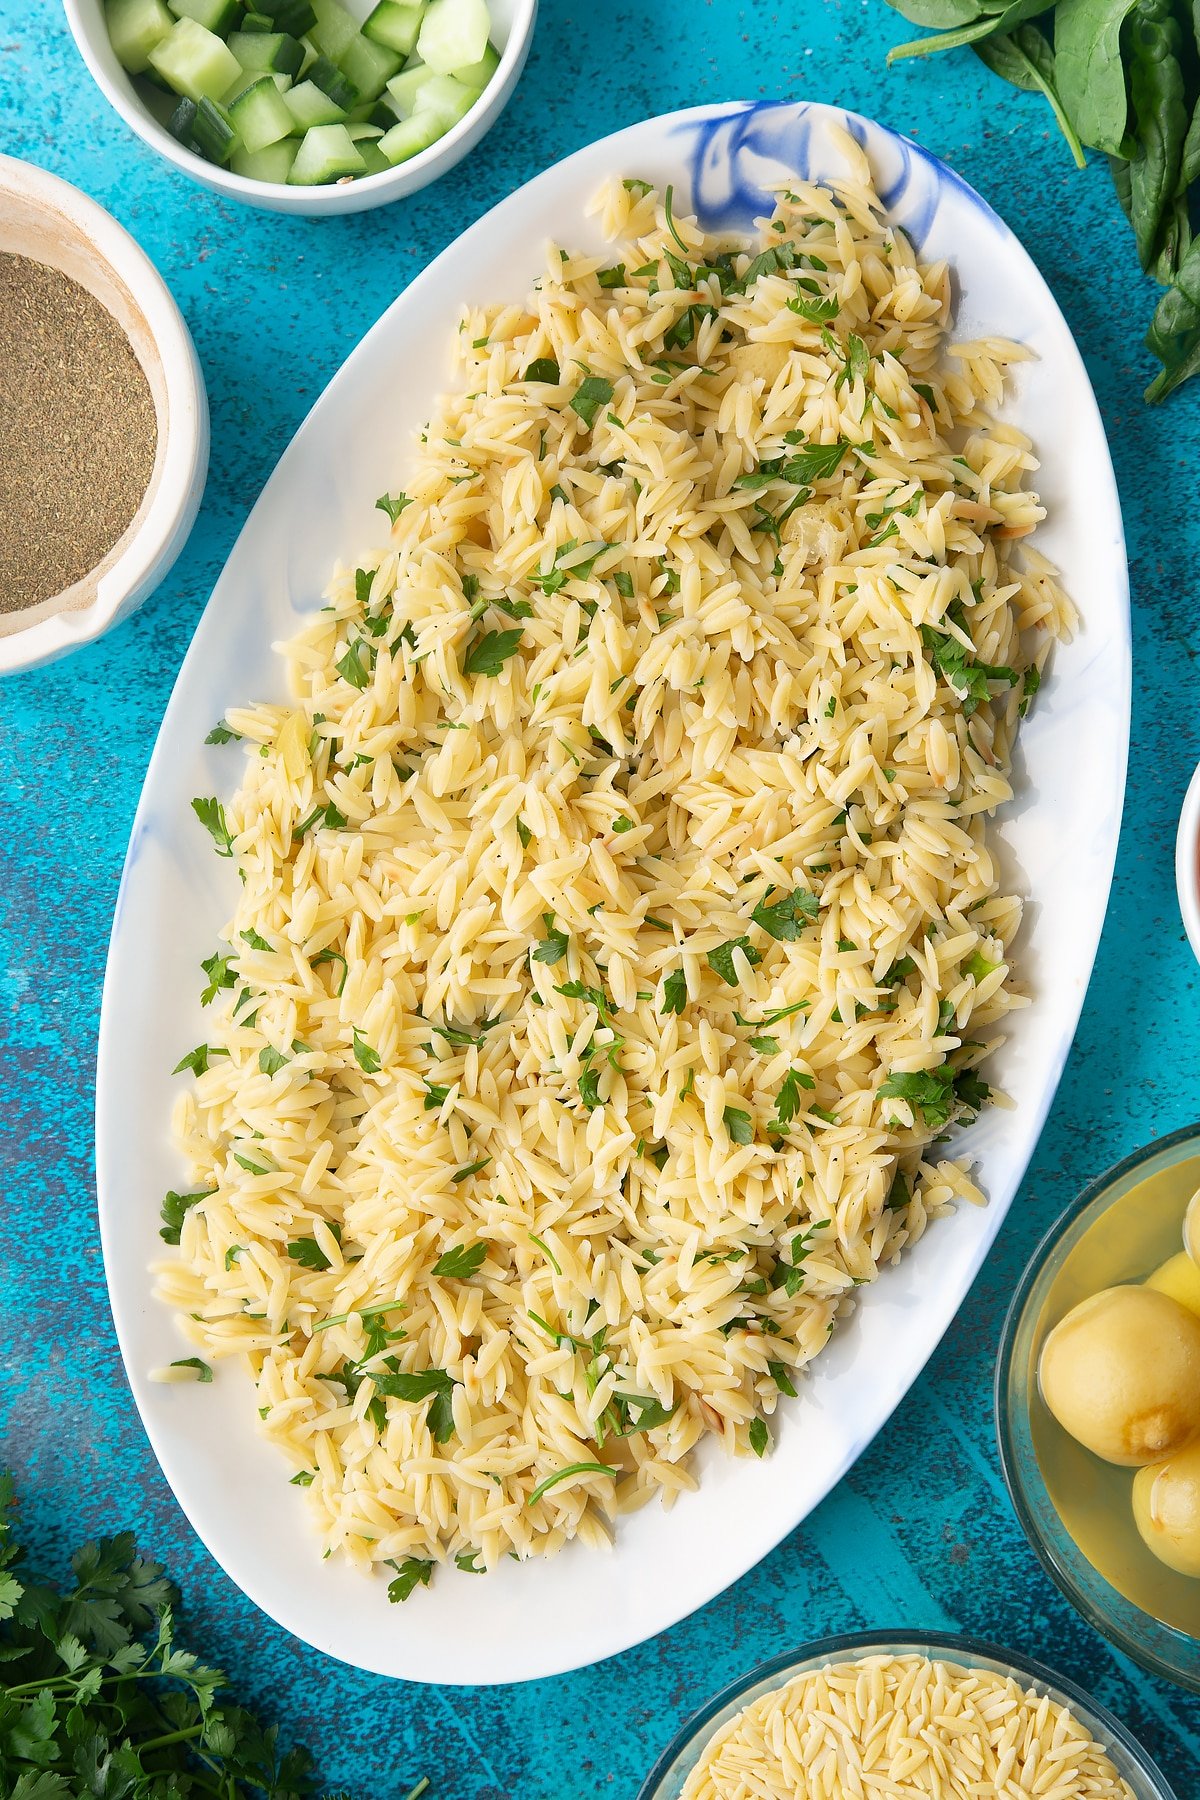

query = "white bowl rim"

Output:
[[0, 153, 207, 673], [635, 1630, 1179, 1800], [1174, 759, 1200, 964], [62, 0, 537, 212]]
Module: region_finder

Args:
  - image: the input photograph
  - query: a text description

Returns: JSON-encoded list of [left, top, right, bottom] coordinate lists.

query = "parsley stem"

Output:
[[527, 1460, 619, 1506], [138, 1724, 207, 1752], [310, 1298, 407, 1333]]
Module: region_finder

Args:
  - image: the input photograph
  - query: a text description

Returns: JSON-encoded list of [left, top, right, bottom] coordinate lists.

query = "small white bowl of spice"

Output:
[[0, 154, 207, 674]]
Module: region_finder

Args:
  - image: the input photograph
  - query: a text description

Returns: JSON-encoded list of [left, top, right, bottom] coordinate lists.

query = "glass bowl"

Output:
[[636, 1630, 1177, 1800], [996, 1126, 1200, 1694]]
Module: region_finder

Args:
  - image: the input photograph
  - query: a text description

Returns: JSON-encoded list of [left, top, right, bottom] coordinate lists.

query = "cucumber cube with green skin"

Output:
[[191, 94, 237, 162], [168, 0, 239, 32], [226, 29, 305, 75], [241, 10, 274, 28], [308, 0, 359, 60], [336, 31, 402, 102], [454, 40, 498, 90], [413, 72, 476, 130], [346, 121, 384, 139], [362, 0, 426, 56], [307, 52, 358, 107], [287, 122, 366, 183], [385, 61, 432, 117], [232, 137, 299, 181], [148, 17, 241, 100], [256, 0, 316, 31], [228, 75, 295, 151], [282, 78, 346, 128], [378, 111, 441, 163], [416, 0, 489, 74], [106, 0, 174, 73], [356, 137, 391, 175]]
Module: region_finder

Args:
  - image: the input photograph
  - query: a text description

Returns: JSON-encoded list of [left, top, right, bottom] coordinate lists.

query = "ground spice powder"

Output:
[[0, 253, 158, 615]]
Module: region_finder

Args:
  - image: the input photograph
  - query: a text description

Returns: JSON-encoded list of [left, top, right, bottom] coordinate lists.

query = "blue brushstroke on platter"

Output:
[[1, 2, 1199, 1797]]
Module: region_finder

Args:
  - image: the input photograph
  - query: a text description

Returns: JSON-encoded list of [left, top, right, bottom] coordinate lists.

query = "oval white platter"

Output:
[[97, 101, 1130, 1685]]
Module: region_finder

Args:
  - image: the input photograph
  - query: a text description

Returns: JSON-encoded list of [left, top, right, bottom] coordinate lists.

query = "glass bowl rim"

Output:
[[994, 1122, 1200, 1691], [635, 1626, 1178, 1800]]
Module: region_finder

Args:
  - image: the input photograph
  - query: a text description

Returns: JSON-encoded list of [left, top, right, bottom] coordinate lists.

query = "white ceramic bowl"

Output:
[[98, 101, 1130, 1684], [1175, 760, 1200, 963], [0, 155, 207, 674], [64, 0, 537, 217]]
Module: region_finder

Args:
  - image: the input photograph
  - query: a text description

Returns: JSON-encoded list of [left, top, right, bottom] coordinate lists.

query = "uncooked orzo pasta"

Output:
[[678, 1655, 1136, 1799], [160, 133, 1073, 1577]]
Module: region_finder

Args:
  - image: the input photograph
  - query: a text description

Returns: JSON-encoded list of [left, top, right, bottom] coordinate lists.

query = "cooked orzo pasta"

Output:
[[678, 1655, 1136, 1800], [161, 134, 1072, 1576]]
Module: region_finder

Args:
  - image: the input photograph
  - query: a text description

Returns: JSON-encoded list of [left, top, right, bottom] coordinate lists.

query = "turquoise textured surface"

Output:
[[1, 2, 1199, 1794]]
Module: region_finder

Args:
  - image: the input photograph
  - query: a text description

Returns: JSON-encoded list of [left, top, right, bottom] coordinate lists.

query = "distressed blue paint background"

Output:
[[2, 1, 1199, 1794]]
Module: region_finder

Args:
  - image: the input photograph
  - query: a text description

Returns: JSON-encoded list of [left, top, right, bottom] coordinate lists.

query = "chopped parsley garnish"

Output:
[[352, 1029, 381, 1074], [192, 796, 234, 857], [287, 1224, 341, 1271], [241, 927, 272, 952], [774, 1221, 830, 1296], [432, 1242, 486, 1279], [555, 979, 613, 1018], [172, 1043, 228, 1076], [723, 1106, 754, 1145], [452, 1156, 491, 1184], [205, 721, 241, 744], [920, 612, 1017, 716], [578, 1066, 603, 1109], [707, 936, 763, 986], [258, 1045, 289, 1076], [623, 177, 653, 198], [169, 1358, 212, 1382], [661, 968, 687, 1015], [878, 1065, 957, 1129], [376, 491, 412, 524], [527, 1461, 618, 1507], [524, 357, 560, 384], [770, 1066, 816, 1134], [1020, 664, 1042, 715], [199, 950, 236, 1006], [373, 1367, 457, 1442], [527, 1232, 562, 1274], [597, 263, 626, 288], [570, 374, 615, 428], [464, 627, 523, 678], [312, 947, 348, 993], [788, 290, 839, 323], [768, 1360, 798, 1398], [751, 885, 819, 941], [160, 1186, 213, 1244], [532, 913, 569, 964], [293, 800, 347, 841], [748, 1417, 769, 1457], [387, 1556, 434, 1602], [611, 815, 635, 833], [516, 817, 533, 848]]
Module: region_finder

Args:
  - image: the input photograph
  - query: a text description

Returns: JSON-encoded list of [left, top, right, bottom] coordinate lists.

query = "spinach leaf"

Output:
[[1146, 233, 1200, 398], [1126, 0, 1188, 274], [887, 0, 1052, 65], [1054, 0, 1142, 155], [890, 0, 992, 23], [974, 25, 1087, 167]]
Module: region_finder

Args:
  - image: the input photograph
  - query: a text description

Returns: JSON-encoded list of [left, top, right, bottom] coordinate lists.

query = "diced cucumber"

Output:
[[385, 60, 432, 117], [368, 99, 397, 127], [105, 0, 173, 74], [346, 120, 383, 138], [288, 122, 366, 183], [378, 111, 440, 163], [167, 94, 198, 141], [362, 0, 426, 56], [413, 72, 476, 130], [168, 0, 238, 33], [227, 29, 304, 75], [454, 40, 498, 91], [282, 77, 346, 127], [416, 0, 489, 75], [307, 51, 358, 107], [336, 31, 402, 102], [192, 94, 237, 161], [232, 137, 299, 181], [228, 74, 294, 150], [356, 137, 390, 174], [137, 75, 181, 125], [148, 17, 241, 101], [308, 0, 358, 60], [256, 0, 316, 32], [241, 10, 273, 28]]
